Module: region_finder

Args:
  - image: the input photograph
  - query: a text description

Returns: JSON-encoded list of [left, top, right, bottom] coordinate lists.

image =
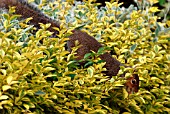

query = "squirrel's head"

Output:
[[125, 74, 139, 94]]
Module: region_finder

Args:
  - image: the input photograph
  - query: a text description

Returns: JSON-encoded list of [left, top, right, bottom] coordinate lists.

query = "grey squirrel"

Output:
[[0, 0, 139, 94]]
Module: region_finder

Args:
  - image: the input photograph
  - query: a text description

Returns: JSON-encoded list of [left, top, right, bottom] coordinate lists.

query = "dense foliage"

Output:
[[0, 0, 169, 113]]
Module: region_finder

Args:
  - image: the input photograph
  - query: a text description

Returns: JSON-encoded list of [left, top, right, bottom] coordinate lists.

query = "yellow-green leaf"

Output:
[[0, 95, 9, 100], [123, 88, 128, 99], [43, 67, 55, 72], [7, 76, 13, 85], [87, 67, 94, 77], [0, 49, 5, 58], [2, 85, 11, 91], [23, 104, 30, 110]]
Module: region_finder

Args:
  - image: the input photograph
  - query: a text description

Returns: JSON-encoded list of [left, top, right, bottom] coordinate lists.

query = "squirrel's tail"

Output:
[[0, 0, 60, 34]]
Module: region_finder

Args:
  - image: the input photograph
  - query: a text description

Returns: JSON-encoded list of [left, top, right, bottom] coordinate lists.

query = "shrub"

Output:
[[0, 0, 169, 113]]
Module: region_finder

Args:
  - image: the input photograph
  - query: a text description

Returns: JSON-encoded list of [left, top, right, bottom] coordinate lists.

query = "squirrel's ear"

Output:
[[125, 74, 139, 94]]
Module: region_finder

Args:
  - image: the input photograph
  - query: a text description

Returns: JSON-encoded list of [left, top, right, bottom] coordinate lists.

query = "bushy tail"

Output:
[[0, 0, 60, 34]]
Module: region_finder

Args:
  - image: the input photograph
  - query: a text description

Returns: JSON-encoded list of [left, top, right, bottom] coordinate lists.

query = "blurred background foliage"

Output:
[[0, 0, 170, 113]]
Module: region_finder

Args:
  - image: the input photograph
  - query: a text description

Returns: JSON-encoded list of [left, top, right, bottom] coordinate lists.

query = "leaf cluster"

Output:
[[0, 0, 170, 113]]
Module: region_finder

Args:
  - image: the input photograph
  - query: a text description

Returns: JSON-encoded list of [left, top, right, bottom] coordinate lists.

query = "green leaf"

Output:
[[154, 45, 159, 53], [130, 44, 137, 53], [34, 0, 42, 4], [159, 0, 166, 6], [97, 47, 106, 55], [155, 28, 159, 37], [84, 61, 93, 68], [75, 23, 86, 30], [68, 74, 76, 80], [34, 90, 46, 95], [78, 11, 84, 17], [155, 22, 161, 36], [84, 53, 93, 59]]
